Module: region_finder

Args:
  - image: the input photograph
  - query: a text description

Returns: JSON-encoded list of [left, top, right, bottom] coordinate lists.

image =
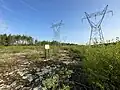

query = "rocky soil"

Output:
[[0, 50, 74, 90]]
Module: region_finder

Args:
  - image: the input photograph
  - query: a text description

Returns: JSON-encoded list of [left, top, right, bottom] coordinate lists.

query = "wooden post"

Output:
[[45, 48, 47, 59], [45, 44, 50, 59]]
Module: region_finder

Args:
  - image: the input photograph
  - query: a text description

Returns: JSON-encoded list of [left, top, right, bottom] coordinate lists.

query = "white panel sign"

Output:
[[45, 44, 50, 49]]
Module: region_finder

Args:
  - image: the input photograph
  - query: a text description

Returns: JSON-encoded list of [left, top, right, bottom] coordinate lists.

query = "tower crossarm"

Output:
[[51, 20, 64, 29], [82, 5, 113, 22]]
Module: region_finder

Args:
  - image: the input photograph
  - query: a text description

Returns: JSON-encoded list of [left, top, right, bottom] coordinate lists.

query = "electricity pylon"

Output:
[[51, 20, 63, 58], [51, 20, 63, 43], [82, 5, 113, 45]]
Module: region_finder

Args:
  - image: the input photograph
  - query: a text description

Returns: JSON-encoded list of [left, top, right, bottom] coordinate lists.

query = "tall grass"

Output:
[[1, 44, 120, 89], [71, 43, 120, 89]]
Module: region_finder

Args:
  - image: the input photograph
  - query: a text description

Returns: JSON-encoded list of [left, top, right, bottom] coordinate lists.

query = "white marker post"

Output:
[[45, 44, 50, 59]]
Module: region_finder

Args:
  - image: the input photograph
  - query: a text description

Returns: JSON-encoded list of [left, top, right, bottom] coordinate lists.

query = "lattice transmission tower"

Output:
[[51, 20, 64, 43], [51, 20, 63, 58], [82, 5, 113, 45]]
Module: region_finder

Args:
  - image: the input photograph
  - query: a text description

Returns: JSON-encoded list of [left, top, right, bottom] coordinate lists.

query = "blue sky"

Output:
[[0, 0, 120, 44]]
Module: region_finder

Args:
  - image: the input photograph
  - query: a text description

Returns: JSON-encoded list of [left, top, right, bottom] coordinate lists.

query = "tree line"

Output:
[[35, 40, 78, 46], [0, 34, 77, 46], [0, 34, 33, 46]]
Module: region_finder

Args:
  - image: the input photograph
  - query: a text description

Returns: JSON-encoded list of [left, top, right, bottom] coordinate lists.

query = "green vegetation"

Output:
[[0, 34, 76, 46], [0, 34, 34, 45], [67, 43, 120, 89], [0, 37, 120, 89], [82, 44, 120, 89]]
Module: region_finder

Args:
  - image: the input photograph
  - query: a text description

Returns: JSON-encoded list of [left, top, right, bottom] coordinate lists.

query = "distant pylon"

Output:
[[82, 5, 113, 45], [51, 20, 63, 43]]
